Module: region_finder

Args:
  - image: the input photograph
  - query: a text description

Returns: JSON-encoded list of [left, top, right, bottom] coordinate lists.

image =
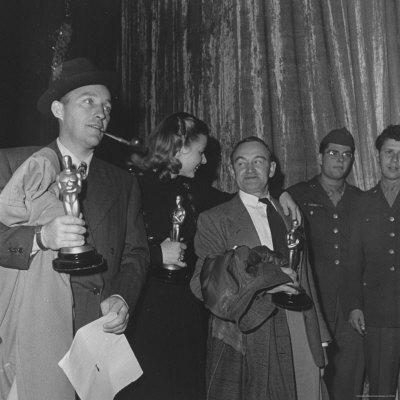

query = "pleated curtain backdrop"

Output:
[[119, 0, 400, 192]]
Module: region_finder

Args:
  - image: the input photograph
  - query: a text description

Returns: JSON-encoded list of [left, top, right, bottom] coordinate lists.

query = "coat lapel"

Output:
[[82, 157, 120, 233], [46, 141, 120, 233], [226, 195, 261, 248]]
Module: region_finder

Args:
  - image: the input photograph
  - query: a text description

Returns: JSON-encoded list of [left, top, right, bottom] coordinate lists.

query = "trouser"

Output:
[[286, 310, 326, 400], [324, 306, 365, 400], [364, 326, 400, 399]]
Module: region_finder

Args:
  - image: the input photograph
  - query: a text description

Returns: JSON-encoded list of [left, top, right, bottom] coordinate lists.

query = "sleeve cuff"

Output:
[[110, 294, 129, 310]]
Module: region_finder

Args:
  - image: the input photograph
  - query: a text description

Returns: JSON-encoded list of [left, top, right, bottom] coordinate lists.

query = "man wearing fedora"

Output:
[[0, 58, 149, 399], [286, 128, 365, 400]]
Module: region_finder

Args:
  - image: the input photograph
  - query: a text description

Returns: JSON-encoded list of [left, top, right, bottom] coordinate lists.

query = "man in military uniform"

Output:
[[348, 125, 400, 398], [286, 128, 364, 400]]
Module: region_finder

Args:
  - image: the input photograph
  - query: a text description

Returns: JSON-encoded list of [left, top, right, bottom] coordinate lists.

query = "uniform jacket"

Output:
[[191, 194, 330, 400], [287, 176, 363, 322], [346, 184, 400, 327], [0, 143, 149, 329]]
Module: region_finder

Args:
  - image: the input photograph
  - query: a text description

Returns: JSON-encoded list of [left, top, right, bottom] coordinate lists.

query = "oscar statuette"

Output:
[[53, 155, 105, 273], [153, 195, 190, 284], [272, 220, 313, 311]]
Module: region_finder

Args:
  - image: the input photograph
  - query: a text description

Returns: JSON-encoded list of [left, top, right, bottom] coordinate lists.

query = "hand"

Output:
[[41, 215, 86, 250], [267, 266, 299, 295], [100, 296, 129, 334], [279, 192, 302, 224], [160, 238, 187, 267], [349, 309, 367, 336]]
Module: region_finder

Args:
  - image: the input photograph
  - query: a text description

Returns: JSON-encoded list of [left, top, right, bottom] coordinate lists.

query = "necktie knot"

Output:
[[259, 197, 272, 207], [78, 162, 88, 179]]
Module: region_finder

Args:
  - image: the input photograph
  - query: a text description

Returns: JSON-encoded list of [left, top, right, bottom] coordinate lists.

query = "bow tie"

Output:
[[77, 162, 88, 179]]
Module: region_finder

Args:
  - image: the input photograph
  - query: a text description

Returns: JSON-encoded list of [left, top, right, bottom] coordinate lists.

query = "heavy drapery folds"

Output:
[[120, 0, 400, 191]]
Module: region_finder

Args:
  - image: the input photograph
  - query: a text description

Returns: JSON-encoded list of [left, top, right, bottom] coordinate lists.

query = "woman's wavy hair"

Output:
[[135, 112, 210, 181]]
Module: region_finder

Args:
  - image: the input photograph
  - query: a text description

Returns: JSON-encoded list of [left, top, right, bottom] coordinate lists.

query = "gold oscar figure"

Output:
[[272, 220, 313, 311], [53, 155, 105, 273]]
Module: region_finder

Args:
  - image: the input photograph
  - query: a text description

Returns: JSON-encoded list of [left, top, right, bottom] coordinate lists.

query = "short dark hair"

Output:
[[230, 136, 272, 165], [375, 125, 400, 151], [134, 112, 209, 181]]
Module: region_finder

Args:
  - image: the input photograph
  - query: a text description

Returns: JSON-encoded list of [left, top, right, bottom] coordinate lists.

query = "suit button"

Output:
[[390, 266, 395, 272], [389, 249, 395, 255], [389, 216, 395, 222], [333, 213, 339, 219], [333, 228, 339, 234], [309, 210, 314, 215], [334, 244, 339, 249], [91, 287, 101, 295], [390, 232, 395, 238], [334, 260, 340, 265]]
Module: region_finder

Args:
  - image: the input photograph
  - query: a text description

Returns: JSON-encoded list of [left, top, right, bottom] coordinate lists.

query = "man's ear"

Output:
[[317, 152, 323, 167], [228, 163, 235, 179], [268, 161, 276, 178], [375, 149, 380, 164], [51, 100, 64, 120]]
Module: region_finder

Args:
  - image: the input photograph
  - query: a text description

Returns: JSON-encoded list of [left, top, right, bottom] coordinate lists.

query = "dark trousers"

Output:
[[324, 307, 365, 400], [364, 327, 400, 399]]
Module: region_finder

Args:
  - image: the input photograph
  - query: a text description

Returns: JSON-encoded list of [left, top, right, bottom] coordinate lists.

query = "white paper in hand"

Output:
[[58, 313, 143, 400]]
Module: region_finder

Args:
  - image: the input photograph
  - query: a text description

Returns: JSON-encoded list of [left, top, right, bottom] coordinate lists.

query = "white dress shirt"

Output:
[[238, 190, 274, 249]]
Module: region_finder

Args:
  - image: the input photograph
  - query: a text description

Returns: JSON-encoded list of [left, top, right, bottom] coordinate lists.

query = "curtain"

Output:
[[120, 0, 400, 192]]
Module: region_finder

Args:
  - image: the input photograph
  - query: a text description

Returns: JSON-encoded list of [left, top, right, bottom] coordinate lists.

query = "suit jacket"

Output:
[[0, 142, 149, 329], [287, 176, 363, 322], [191, 194, 330, 400], [346, 184, 400, 327]]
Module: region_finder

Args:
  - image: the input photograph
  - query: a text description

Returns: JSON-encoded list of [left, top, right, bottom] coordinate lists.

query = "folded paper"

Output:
[[59, 313, 143, 400]]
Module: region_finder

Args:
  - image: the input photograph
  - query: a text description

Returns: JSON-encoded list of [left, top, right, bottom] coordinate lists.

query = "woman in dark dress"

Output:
[[119, 112, 230, 400], [119, 112, 301, 400]]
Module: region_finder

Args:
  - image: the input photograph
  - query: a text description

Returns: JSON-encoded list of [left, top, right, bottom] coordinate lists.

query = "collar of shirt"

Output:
[[57, 138, 93, 177], [238, 190, 274, 249], [239, 190, 272, 208]]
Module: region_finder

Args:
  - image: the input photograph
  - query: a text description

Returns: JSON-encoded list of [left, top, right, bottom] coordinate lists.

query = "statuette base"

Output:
[[272, 290, 313, 311], [53, 245, 105, 273], [152, 265, 190, 284]]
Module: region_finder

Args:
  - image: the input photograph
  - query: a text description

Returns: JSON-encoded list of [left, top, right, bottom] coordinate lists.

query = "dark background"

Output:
[[0, 0, 124, 148]]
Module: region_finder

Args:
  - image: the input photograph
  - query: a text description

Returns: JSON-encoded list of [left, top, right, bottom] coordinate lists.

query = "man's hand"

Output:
[[267, 266, 299, 295], [41, 215, 86, 250], [349, 309, 367, 336], [279, 192, 302, 224], [100, 296, 129, 334], [160, 238, 187, 267]]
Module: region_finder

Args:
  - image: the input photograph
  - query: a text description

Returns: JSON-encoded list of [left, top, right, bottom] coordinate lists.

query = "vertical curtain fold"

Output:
[[120, 0, 400, 191]]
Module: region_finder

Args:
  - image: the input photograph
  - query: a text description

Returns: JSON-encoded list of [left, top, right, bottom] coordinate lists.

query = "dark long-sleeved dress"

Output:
[[119, 170, 232, 400]]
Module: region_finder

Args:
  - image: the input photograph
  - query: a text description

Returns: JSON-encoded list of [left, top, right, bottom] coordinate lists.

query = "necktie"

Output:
[[77, 162, 88, 179], [259, 198, 288, 256]]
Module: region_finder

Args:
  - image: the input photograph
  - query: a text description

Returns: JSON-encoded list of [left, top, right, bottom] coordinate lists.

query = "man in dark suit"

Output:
[[286, 128, 364, 400], [191, 136, 330, 400], [0, 57, 149, 332], [347, 125, 400, 398]]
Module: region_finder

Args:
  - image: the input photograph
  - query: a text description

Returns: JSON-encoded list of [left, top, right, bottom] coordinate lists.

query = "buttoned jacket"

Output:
[[287, 176, 363, 321], [346, 184, 400, 327], [0, 143, 149, 323]]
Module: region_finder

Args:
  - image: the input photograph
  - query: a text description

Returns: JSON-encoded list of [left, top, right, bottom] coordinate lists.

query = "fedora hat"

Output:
[[37, 57, 117, 115]]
